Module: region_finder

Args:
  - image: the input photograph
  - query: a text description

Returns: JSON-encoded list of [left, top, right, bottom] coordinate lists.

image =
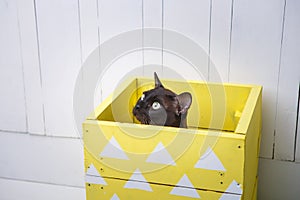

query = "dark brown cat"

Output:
[[132, 72, 192, 128]]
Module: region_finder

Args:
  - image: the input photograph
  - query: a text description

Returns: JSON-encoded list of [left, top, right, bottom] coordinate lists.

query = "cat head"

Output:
[[132, 72, 192, 128]]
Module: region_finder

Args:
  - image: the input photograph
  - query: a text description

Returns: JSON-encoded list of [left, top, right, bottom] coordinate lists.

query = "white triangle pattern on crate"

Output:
[[100, 136, 129, 160], [110, 193, 120, 200], [86, 164, 100, 176], [124, 168, 152, 192], [224, 180, 243, 195], [85, 164, 107, 185], [170, 174, 200, 199], [194, 147, 226, 171], [85, 175, 107, 185], [146, 142, 176, 166], [219, 193, 242, 200]]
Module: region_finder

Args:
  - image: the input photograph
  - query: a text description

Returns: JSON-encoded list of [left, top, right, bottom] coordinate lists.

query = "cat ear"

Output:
[[176, 92, 192, 115], [154, 72, 164, 88]]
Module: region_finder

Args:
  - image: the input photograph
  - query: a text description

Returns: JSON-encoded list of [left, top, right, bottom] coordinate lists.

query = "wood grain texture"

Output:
[[229, 0, 285, 158]]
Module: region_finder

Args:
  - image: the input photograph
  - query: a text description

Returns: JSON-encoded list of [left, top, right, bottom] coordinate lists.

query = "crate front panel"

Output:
[[85, 178, 243, 200], [83, 121, 245, 194]]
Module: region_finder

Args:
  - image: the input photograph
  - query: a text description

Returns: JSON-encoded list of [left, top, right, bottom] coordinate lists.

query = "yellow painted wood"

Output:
[[243, 88, 262, 200], [83, 77, 262, 200], [84, 122, 245, 193], [136, 78, 253, 131], [85, 179, 243, 200], [251, 178, 258, 200]]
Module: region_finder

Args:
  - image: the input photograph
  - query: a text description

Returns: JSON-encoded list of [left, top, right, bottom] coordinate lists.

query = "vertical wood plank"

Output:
[[143, 0, 163, 77], [98, 0, 143, 43], [276, 0, 300, 162], [163, 0, 210, 81], [35, 0, 82, 137], [17, 0, 45, 135], [209, 0, 232, 82], [79, 0, 99, 62], [0, 0, 27, 132], [229, 0, 285, 158], [98, 0, 143, 101], [78, 0, 101, 130], [143, 0, 162, 28], [275, 0, 300, 161]]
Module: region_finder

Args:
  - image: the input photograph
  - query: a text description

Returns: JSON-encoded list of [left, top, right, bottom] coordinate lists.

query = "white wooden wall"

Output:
[[0, 0, 300, 199]]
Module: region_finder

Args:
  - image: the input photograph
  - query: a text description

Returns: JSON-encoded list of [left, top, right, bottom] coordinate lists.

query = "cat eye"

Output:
[[152, 102, 161, 110], [141, 94, 145, 101]]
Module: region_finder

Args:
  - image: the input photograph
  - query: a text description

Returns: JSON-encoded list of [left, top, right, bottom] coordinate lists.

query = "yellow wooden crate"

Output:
[[83, 77, 262, 200]]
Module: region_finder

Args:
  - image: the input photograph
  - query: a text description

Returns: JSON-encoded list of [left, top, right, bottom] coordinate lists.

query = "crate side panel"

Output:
[[136, 79, 251, 131], [236, 86, 262, 134], [203, 84, 251, 131], [243, 90, 262, 200], [83, 121, 245, 194]]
